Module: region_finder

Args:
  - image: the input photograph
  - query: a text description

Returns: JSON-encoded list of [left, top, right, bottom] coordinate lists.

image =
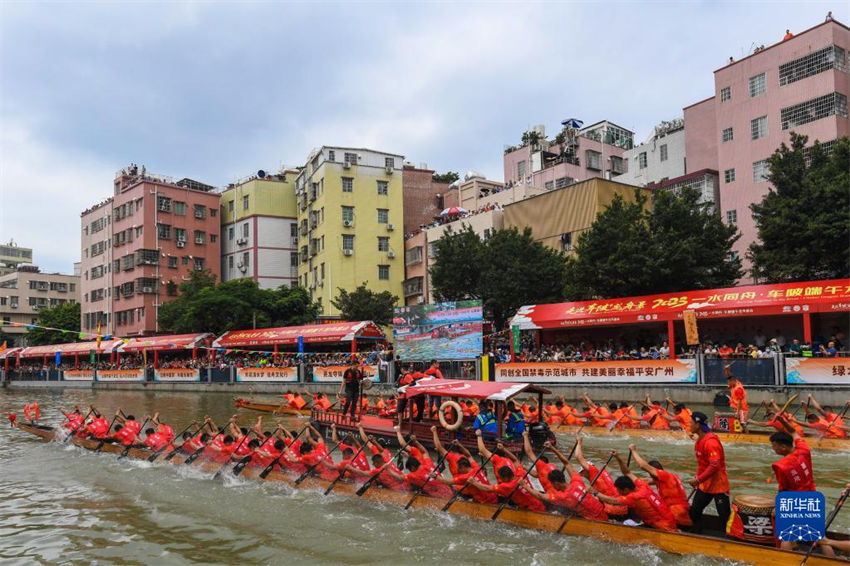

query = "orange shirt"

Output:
[[673, 408, 692, 430], [653, 469, 692, 526], [729, 382, 748, 412], [694, 433, 730, 494]]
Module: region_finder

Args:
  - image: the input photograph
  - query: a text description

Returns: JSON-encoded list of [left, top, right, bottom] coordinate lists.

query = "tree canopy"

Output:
[[749, 134, 850, 282], [158, 270, 319, 335], [432, 171, 460, 184], [25, 302, 81, 346], [565, 188, 742, 299], [430, 226, 568, 328], [331, 283, 398, 326]]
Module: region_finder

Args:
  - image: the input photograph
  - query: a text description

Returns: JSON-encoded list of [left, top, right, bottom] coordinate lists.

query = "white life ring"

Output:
[[438, 400, 463, 431]]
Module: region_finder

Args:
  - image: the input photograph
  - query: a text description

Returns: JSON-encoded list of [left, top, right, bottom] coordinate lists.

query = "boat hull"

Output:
[[11, 423, 846, 566], [234, 398, 309, 416]]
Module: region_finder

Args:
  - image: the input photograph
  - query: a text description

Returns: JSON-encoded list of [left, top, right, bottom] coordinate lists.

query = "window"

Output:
[[781, 92, 848, 129], [210, 234, 217, 243], [157, 223, 172, 240], [780, 45, 846, 86], [659, 144, 668, 162], [157, 196, 172, 212], [405, 247, 423, 265], [722, 127, 734, 142], [342, 206, 354, 223], [342, 177, 353, 193], [726, 210, 738, 224], [555, 177, 573, 189], [194, 258, 205, 271], [182, 256, 189, 266], [122, 254, 135, 270], [290, 223, 298, 237], [168, 256, 178, 268], [175, 228, 187, 242], [377, 180, 388, 195], [544, 181, 554, 191], [194, 204, 206, 219], [377, 209, 389, 224], [228, 227, 234, 240], [242, 223, 249, 238], [724, 168, 736, 183], [243, 196, 249, 210], [385, 157, 394, 169], [610, 156, 624, 174], [586, 150, 602, 170], [378, 237, 390, 252], [560, 232, 572, 252], [378, 265, 389, 280], [328, 150, 335, 162], [748, 72, 766, 98], [91, 266, 104, 279], [637, 152, 647, 169], [344, 152, 357, 166], [242, 252, 250, 267], [753, 159, 770, 183], [516, 160, 527, 179], [135, 226, 143, 237], [194, 230, 206, 244], [174, 201, 186, 216], [342, 234, 354, 251], [228, 200, 234, 212], [90, 241, 106, 257], [136, 249, 160, 265], [228, 256, 234, 269], [210, 208, 216, 217], [720, 86, 731, 102], [750, 115, 768, 140], [290, 252, 298, 267]]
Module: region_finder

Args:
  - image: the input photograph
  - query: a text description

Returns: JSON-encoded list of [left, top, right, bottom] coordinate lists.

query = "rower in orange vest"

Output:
[[628, 444, 692, 528], [23, 401, 40, 423], [725, 366, 749, 432]]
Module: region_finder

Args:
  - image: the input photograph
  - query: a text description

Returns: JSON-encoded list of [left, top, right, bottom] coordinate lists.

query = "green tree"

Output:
[[158, 271, 319, 335], [25, 302, 81, 345], [479, 227, 568, 328], [429, 225, 484, 301], [0, 328, 19, 348], [432, 171, 460, 184], [749, 134, 850, 282], [331, 283, 398, 326]]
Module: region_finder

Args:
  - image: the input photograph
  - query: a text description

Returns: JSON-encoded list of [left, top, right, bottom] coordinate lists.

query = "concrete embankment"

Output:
[[4, 380, 848, 405]]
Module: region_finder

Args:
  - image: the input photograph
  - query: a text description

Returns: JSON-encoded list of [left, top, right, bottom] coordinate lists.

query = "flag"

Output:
[[96, 323, 102, 348]]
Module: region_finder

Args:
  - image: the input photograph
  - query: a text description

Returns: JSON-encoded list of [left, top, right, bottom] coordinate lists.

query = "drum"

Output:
[[730, 495, 775, 544], [713, 412, 742, 433]]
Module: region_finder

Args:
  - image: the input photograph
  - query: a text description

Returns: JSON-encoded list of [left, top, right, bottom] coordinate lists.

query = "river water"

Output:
[[1, 388, 847, 565]]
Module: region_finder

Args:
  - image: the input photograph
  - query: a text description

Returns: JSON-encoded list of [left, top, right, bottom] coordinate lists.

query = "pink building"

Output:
[[685, 19, 850, 280], [80, 165, 221, 336]]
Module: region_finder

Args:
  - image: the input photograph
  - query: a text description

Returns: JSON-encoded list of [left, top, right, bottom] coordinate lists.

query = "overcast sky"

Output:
[[0, 2, 843, 273]]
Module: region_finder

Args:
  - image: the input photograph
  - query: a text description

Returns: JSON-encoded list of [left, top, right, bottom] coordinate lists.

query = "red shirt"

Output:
[[299, 450, 337, 480], [250, 442, 281, 469], [63, 414, 83, 431], [453, 470, 498, 504], [772, 437, 816, 492], [424, 367, 444, 379], [114, 422, 140, 446], [143, 432, 169, 451], [86, 417, 110, 438], [546, 473, 608, 521], [585, 463, 618, 498], [616, 481, 677, 532], [729, 382, 748, 412], [373, 468, 407, 491], [405, 466, 453, 498], [694, 433, 730, 494], [535, 460, 557, 494], [494, 479, 546, 512], [653, 469, 692, 526]]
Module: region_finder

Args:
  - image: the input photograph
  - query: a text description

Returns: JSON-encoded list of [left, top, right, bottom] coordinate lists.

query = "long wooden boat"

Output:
[[235, 397, 309, 416], [552, 424, 850, 451], [13, 421, 846, 566]]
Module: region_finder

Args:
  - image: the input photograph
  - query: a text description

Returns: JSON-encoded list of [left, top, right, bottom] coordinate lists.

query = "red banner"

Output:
[[120, 334, 210, 353], [215, 321, 384, 347], [511, 279, 850, 328], [785, 358, 850, 385], [494, 360, 697, 383]]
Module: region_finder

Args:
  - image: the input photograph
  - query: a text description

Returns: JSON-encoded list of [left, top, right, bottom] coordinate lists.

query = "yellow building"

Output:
[[220, 170, 300, 289], [295, 147, 404, 318]]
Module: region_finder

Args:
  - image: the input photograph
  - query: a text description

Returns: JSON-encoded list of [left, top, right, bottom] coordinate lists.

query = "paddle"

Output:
[[442, 452, 495, 512], [258, 425, 310, 480], [606, 407, 632, 432], [184, 422, 229, 465], [294, 434, 350, 485], [118, 417, 150, 459], [323, 440, 368, 495], [491, 449, 548, 521], [94, 412, 121, 452], [818, 404, 850, 440], [148, 421, 197, 462], [555, 451, 616, 534], [63, 408, 94, 443], [356, 437, 409, 497], [800, 484, 849, 566], [403, 448, 451, 510], [213, 431, 253, 479], [164, 422, 206, 462]]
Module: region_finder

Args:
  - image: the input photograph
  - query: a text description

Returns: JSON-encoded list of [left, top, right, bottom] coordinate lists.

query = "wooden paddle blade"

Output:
[[232, 456, 253, 477]]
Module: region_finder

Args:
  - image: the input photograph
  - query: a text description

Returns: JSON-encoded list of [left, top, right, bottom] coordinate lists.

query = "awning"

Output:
[[0, 347, 21, 360], [511, 279, 850, 329], [20, 339, 124, 358], [118, 333, 212, 353], [404, 378, 550, 401], [213, 321, 386, 348]]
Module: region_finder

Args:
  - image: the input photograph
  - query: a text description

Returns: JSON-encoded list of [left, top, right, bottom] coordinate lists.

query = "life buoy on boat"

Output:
[[438, 400, 463, 431]]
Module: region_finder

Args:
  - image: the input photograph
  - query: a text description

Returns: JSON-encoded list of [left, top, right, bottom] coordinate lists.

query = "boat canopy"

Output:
[[404, 378, 550, 401], [118, 333, 212, 353], [213, 321, 385, 348]]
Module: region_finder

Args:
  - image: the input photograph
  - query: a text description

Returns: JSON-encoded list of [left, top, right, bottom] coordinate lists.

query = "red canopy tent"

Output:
[[404, 378, 550, 401], [510, 279, 850, 359], [118, 333, 213, 367], [213, 321, 385, 349], [18, 339, 124, 370], [0, 347, 21, 372]]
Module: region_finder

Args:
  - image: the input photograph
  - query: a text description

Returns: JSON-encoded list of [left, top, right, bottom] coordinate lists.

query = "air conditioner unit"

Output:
[[387, 251, 396, 259], [142, 287, 154, 294], [386, 223, 395, 231], [343, 220, 353, 227], [342, 161, 351, 169], [195, 238, 204, 245], [309, 282, 316, 290], [343, 249, 353, 256], [385, 166, 393, 174], [176, 241, 185, 248], [236, 238, 246, 245], [291, 237, 298, 245]]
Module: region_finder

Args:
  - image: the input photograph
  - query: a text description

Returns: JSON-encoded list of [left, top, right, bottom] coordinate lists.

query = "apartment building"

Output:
[[503, 121, 633, 189], [0, 241, 33, 276], [80, 164, 221, 336], [0, 266, 79, 346], [620, 118, 687, 188], [220, 170, 300, 289], [684, 19, 850, 278], [295, 147, 404, 318], [401, 164, 451, 234]]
